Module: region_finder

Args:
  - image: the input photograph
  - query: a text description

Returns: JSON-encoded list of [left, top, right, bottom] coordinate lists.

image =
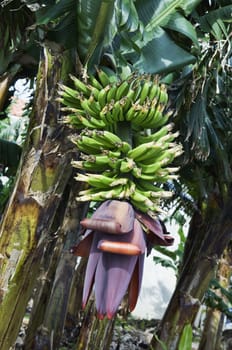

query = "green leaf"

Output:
[[153, 334, 168, 350], [165, 13, 199, 49], [144, 0, 186, 32], [36, 0, 75, 25], [77, 0, 116, 69], [178, 324, 192, 350], [198, 5, 232, 40], [131, 27, 196, 74]]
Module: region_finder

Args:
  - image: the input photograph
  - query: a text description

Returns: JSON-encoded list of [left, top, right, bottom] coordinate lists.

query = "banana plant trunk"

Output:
[[0, 44, 75, 350], [150, 191, 232, 350], [24, 181, 89, 349], [198, 248, 232, 350]]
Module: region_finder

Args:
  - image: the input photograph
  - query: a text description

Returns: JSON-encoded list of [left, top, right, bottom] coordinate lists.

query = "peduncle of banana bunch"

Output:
[[58, 70, 183, 215]]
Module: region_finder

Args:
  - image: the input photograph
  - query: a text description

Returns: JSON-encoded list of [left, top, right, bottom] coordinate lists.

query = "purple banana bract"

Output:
[[71, 200, 173, 319]]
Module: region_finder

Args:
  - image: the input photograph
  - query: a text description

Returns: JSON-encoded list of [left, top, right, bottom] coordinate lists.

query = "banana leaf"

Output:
[[114, 0, 199, 74]]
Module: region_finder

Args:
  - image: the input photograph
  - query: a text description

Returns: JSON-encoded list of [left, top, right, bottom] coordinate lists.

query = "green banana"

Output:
[[75, 173, 117, 188], [134, 179, 161, 192], [64, 115, 83, 128], [125, 104, 138, 122], [68, 114, 101, 130], [97, 86, 110, 108], [70, 74, 92, 97], [82, 154, 119, 170], [72, 160, 109, 172], [118, 141, 131, 154], [97, 69, 111, 87], [137, 105, 163, 129], [85, 129, 123, 149], [106, 84, 118, 103], [79, 96, 101, 119], [74, 135, 107, 153], [57, 96, 81, 109], [158, 84, 168, 105], [148, 83, 159, 100], [130, 189, 157, 213], [119, 158, 136, 173], [133, 123, 174, 145], [138, 161, 164, 175], [88, 75, 103, 90], [149, 111, 170, 130], [76, 184, 124, 202], [132, 143, 175, 165], [127, 141, 160, 161], [123, 90, 136, 111], [132, 168, 156, 181], [139, 81, 152, 104], [131, 105, 150, 127], [87, 116, 106, 129], [111, 99, 124, 122], [58, 84, 79, 100], [115, 80, 130, 100]]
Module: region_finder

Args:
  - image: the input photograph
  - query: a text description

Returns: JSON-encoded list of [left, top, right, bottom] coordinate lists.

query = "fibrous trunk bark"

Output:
[[150, 191, 232, 350], [198, 248, 232, 350], [0, 44, 74, 350], [24, 181, 88, 349]]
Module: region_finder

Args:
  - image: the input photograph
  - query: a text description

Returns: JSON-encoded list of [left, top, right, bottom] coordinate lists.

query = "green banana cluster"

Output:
[[71, 126, 182, 213], [59, 71, 183, 214], [58, 71, 169, 130]]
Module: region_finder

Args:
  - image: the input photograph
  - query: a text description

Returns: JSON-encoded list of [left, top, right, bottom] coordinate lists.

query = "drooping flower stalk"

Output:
[[60, 70, 180, 318]]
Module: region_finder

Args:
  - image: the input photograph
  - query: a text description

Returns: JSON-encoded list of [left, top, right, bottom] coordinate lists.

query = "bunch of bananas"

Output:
[[59, 70, 182, 214], [58, 71, 169, 130]]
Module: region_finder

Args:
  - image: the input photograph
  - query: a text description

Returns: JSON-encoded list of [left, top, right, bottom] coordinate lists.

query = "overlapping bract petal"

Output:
[[71, 200, 173, 319]]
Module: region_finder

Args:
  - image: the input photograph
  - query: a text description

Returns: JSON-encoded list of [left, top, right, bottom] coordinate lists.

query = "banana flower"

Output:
[[71, 200, 173, 319]]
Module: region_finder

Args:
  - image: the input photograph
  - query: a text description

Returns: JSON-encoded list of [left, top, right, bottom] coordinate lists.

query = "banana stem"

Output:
[[116, 121, 132, 149]]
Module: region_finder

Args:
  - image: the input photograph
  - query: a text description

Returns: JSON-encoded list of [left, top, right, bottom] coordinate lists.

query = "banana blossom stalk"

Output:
[[71, 200, 173, 319]]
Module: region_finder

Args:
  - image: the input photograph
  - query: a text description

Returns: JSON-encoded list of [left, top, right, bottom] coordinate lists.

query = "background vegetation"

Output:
[[0, 0, 232, 349]]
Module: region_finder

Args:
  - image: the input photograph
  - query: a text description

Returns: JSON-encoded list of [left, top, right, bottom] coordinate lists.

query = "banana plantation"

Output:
[[0, 0, 232, 349]]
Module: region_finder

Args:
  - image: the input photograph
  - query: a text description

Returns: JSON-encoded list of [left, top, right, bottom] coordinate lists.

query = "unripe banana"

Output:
[[131, 105, 150, 127], [139, 81, 152, 104], [88, 116, 106, 129], [106, 84, 118, 103], [70, 74, 92, 97], [148, 83, 159, 100], [119, 158, 136, 173], [72, 160, 109, 172], [89, 75, 103, 90], [125, 104, 138, 122], [118, 141, 131, 154], [85, 129, 124, 149], [158, 84, 168, 105], [115, 80, 130, 100], [139, 161, 163, 175], [133, 123, 174, 145], [97, 85, 110, 108], [58, 84, 79, 100], [127, 141, 158, 161], [149, 111, 171, 130], [112, 100, 124, 122], [68, 114, 101, 130], [76, 184, 124, 202], [135, 179, 162, 192], [79, 96, 101, 119], [130, 189, 157, 213], [97, 69, 111, 87], [75, 173, 117, 188]]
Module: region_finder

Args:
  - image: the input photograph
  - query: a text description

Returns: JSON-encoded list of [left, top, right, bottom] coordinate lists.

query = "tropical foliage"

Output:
[[0, 0, 232, 349]]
